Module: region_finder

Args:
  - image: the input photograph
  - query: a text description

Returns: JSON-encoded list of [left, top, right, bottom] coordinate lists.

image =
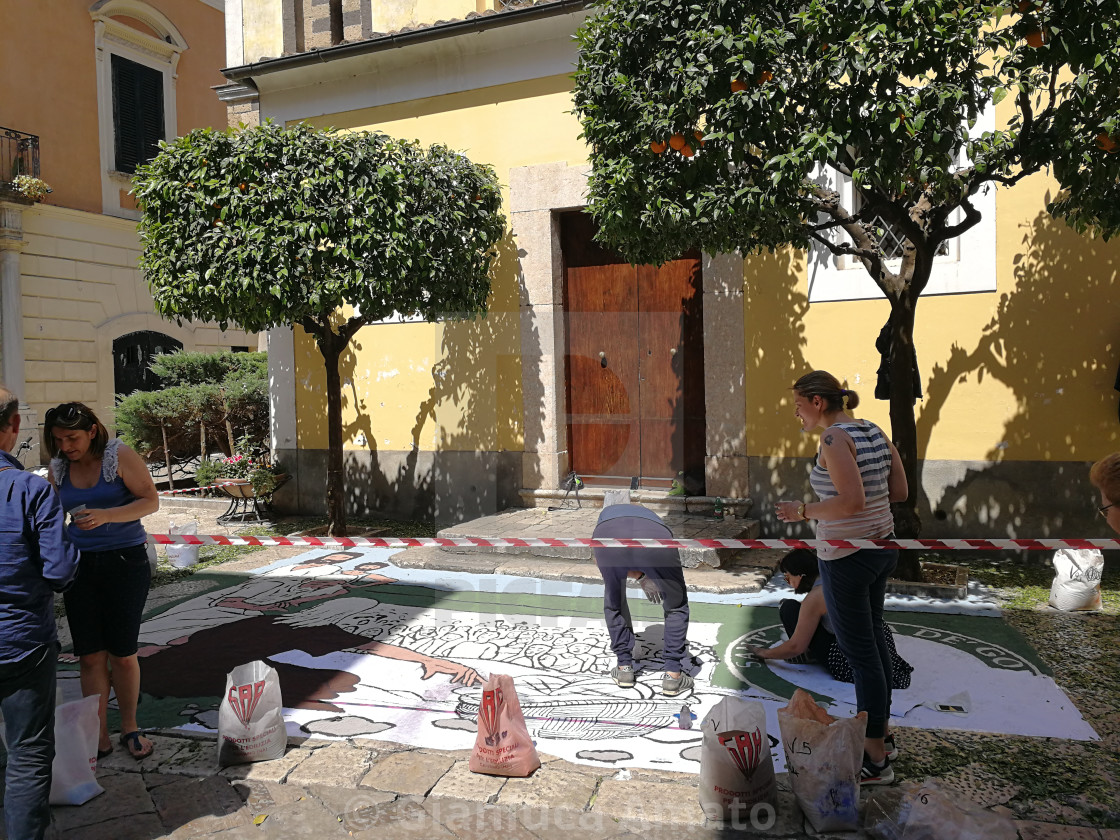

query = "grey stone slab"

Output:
[[702, 790, 804, 836], [591, 778, 706, 826], [284, 742, 375, 787], [515, 806, 622, 840], [215, 796, 350, 839], [50, 770, 155, 833], [306, 783, 396, 817], [344, 796, 456, 839], [152, 737, 223, 777], [227, 778, 309, 816], [142, 771, 186, 789], [51, 812, 166, 840], [428, 760, 507, 803], [422, 798, 540, 840], [96, 732, 189, 773], [497, 763, 600, 811], [537, 755, 612, 778], [218, 747, 308, 783], [360, 748, 456, 796], [149, 775, 252, 838]]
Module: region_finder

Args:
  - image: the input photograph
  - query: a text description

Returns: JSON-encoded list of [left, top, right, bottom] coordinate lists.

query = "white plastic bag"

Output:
[[50, 695, 104, 806], [165, 517, 200, 569], [778, 689, 865, 832], [864, 780, 1018, 840], [698, 696, 777, 821], [218, 659, 286, 767], [1049, 548, 1103, 611]]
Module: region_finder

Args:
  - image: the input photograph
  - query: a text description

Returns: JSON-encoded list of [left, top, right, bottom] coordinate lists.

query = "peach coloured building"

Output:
[[0, 0, 258, 463]]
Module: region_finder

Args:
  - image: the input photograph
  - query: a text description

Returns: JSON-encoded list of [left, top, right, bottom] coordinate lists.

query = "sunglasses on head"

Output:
[[45, 404, 89, 427]]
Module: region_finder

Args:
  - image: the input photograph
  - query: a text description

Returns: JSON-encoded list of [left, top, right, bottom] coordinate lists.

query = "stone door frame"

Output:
[[510, 161, 749, 497]]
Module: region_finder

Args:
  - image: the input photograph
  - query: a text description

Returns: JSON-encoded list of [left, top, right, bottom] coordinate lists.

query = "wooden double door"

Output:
[[561, 212, 706, 490]]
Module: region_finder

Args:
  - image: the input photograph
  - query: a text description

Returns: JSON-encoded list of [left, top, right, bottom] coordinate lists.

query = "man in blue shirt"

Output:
[[0, 387, 79, 839], [592, 504, 693, 697]]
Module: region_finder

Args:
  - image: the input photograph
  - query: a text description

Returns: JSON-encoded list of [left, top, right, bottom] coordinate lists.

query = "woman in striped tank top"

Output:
[[774, 371, 908, 785]]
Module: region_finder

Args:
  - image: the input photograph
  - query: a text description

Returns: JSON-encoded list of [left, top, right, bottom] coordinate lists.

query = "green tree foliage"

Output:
[[115, 351, 269, 471], [134, 122, 505, 534], [574, 0, 1120, 553]]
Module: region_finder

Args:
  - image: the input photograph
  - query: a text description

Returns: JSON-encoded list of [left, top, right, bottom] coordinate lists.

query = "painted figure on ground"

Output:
[[137, 559, 482, 710]]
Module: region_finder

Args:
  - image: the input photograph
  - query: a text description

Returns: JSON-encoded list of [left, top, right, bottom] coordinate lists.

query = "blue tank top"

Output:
[[55, 440, 148, 552]]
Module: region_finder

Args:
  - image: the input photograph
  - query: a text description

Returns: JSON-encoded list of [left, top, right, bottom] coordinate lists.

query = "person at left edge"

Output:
[[0, 387, 80, 840], [45, 402, 159, 761]]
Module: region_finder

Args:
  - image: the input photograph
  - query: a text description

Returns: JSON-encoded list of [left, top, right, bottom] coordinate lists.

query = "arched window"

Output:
[[90, 0, 187, 219], [113, 330, 182, 397]]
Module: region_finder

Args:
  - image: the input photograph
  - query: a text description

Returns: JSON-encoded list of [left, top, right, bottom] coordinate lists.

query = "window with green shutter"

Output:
[[111, 54, 164, 174]]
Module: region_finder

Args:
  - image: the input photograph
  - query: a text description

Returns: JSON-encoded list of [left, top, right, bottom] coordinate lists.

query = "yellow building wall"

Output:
[[286, 66, 1120, 479], [744, 174, 1120, 469], [293, 75, 583, 454]]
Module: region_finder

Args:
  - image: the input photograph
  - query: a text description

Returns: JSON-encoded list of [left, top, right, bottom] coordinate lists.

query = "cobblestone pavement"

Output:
[[8, 725, 1115, 839], [5, 503, 1117, 838]]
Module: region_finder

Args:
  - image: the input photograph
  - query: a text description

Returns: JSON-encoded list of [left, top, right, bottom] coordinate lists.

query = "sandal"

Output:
[[97, 746, 113, 760], [119, 730, 154, 760]]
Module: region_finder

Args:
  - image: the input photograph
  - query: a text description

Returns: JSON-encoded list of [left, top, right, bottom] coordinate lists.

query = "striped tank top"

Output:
[[809, 421, 894, 561]]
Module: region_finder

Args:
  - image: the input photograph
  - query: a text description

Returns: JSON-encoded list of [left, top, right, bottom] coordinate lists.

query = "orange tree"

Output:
[[134, 122, 505, 535], [574, 0, 1120, 565]]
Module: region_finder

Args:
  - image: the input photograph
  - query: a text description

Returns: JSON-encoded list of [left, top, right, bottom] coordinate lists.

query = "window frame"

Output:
[[91, 1, 186, 219], [807, 106, 996, 303]]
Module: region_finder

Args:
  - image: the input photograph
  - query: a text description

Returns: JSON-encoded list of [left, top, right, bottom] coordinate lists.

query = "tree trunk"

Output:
[[161, 424, 175, 491], [318, 332, 348, 537], [220, 391, 236, 455], [887, 292, 922, 580]]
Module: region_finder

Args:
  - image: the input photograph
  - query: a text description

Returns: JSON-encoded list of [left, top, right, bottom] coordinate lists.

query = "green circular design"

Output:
[[724, 621, 1041, 700]]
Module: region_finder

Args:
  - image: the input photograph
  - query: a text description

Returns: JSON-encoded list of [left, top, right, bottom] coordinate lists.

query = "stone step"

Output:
[[389, 545, 780, 593], [436, 506, 761, 568], [518, 488, 753, 517]]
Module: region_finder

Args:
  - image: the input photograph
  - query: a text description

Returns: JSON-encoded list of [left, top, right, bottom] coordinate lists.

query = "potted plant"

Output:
[[195, 453, 287, 498]]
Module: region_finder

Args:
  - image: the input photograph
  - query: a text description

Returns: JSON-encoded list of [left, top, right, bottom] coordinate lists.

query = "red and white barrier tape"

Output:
[[157, 482, 237, 496], [145, 534, 1120, 551]]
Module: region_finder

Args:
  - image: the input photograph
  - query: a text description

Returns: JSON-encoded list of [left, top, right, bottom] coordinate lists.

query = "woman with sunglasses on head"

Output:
[[45, 402, 159, 761], [773, 370, 908, 786]]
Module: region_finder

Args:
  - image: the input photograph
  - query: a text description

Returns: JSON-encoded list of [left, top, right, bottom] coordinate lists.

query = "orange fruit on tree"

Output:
[[1017, 0, 1035, 11], [758, 70, 773, 84], [669, 133, 687, 151], [680, 144, 695, 158], [650, 140, 668, 154], [693, 130, 706, 147], [1097, 133, 1118, 153], [731, 78, 747, 93], [1025, 29, 1047, 47]]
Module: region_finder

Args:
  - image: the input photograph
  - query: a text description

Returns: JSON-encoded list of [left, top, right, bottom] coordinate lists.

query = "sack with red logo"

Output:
[[698, 696, 777, 821], [777, 688, 866, 832], [217, 659, 287, 767], [467, 673, 540, 777]]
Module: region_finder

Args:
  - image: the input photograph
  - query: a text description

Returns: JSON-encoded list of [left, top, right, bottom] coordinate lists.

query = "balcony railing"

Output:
[[0, 126, 40, 187]]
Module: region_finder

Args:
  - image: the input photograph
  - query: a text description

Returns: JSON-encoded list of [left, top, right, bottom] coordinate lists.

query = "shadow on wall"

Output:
[[309, 230, 532, 526], [922, 207, 1120, 539]]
